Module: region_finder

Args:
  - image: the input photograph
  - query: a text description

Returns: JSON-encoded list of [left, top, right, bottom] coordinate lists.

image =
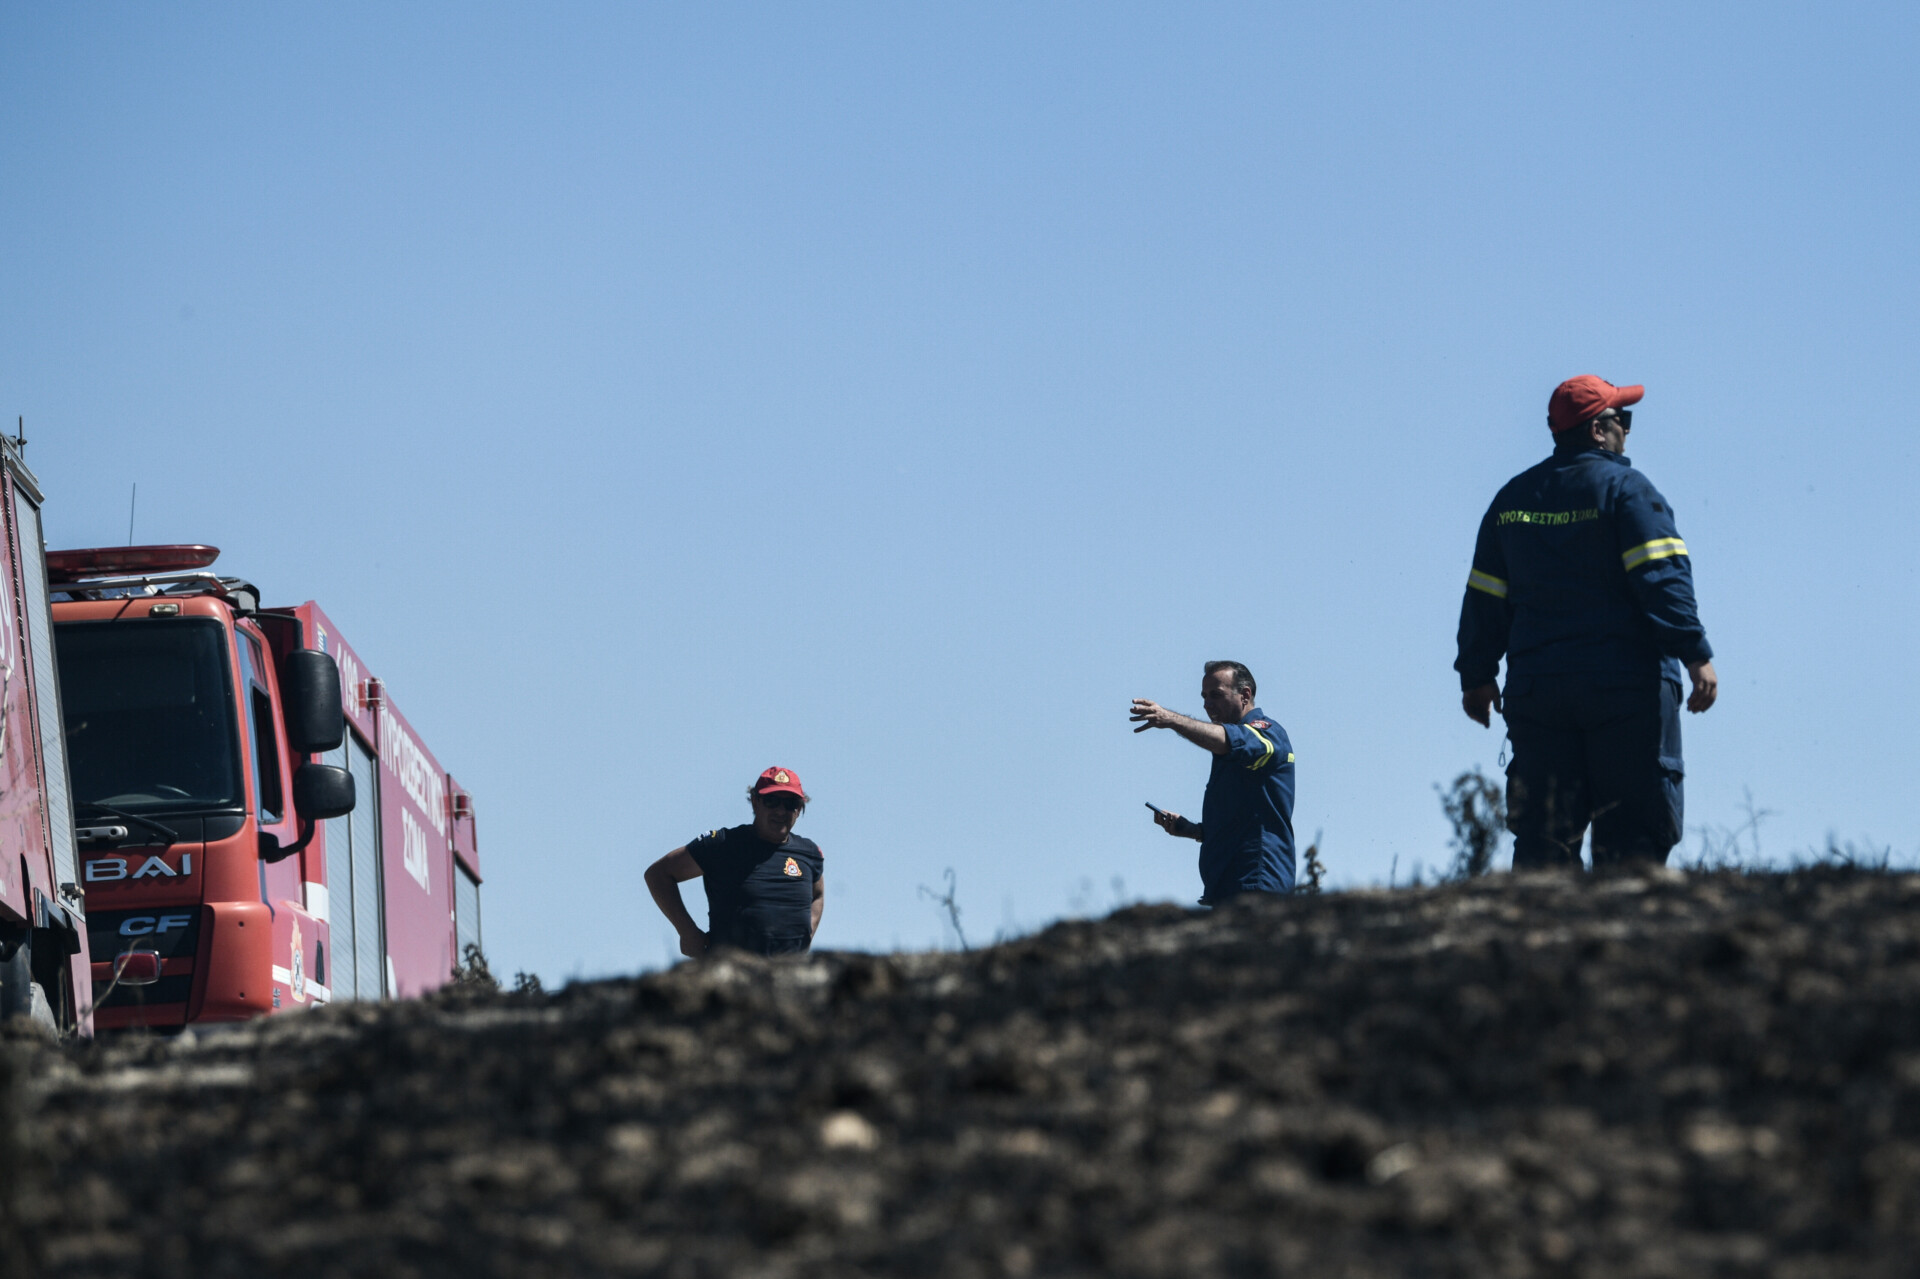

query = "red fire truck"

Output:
[[50, 547, 482, 1030], [0, 433, 90, 1035]]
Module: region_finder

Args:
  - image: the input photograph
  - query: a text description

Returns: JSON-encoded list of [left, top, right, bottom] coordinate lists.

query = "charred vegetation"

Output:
[[6, 868, 1920, 1276]]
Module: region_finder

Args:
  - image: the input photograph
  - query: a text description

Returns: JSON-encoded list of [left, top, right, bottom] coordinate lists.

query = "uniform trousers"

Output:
[[1502, 673, 1684, 869]]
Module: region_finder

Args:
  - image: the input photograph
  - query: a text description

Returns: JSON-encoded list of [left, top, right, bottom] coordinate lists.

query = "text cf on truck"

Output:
[[50, 545, 482, 1030]]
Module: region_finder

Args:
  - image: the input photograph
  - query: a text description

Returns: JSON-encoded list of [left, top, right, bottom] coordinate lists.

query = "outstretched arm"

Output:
[[644, 847, 708, 958], [1129, 700, 1229, 754]]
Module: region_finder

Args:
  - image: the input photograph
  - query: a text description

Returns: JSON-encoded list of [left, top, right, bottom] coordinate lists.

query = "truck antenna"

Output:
[[12, 416, 22, 451], [127, 483, 137, 545]]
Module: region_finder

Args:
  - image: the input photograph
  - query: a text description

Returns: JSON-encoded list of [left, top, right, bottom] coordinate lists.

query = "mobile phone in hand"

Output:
[[1145, 802, 1169, 817]]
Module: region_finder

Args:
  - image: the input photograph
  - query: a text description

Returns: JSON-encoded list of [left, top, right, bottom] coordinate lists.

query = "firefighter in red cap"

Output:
[[1455, 376, 1718, 869], [645, 767, 824, 957]]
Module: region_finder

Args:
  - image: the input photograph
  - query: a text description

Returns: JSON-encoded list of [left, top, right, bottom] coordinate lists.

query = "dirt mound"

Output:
[[7, 867, 1920, 1277]]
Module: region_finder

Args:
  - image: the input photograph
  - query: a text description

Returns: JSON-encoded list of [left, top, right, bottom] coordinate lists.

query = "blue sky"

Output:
[[4, 4, 1915, 980]]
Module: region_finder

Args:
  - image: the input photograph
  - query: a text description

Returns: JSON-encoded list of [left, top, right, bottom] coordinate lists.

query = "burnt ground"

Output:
[[6, 867, 1920, 1278]]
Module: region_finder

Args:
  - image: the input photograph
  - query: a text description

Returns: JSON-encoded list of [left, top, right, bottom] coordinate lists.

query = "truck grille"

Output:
[[88, 907, 201, 1010], [86, 906, 203, 964]]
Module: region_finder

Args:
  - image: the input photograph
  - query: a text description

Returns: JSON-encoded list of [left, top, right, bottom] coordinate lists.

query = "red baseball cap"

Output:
[[1548, 375, 1644, 434], [753, 766, 808, 801]]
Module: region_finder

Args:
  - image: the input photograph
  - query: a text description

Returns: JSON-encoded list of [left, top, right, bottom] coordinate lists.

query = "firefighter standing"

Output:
[[1131, 660, 1298, 901], [645, 767, 825, 957], [1456, 376, 1717, 869]]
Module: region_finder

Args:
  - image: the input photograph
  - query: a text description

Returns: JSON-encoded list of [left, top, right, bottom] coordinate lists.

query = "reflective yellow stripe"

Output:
[[1622, 537, 1688, 571], [1244, 727, 1275, 771], [1467, 569, 1508, 599], [1286, 753, 1295, 763]]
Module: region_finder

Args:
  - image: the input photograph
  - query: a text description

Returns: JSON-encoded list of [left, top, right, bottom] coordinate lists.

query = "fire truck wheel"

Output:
[[0, 931, 54, 1029], [0, 930, 33, 1022], [27, 979, 54, 1030]]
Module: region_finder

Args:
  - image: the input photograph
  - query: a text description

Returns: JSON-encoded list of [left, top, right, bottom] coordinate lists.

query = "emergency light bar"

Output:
[[48, 569, 262, 615], [46, 544, 220, 580]]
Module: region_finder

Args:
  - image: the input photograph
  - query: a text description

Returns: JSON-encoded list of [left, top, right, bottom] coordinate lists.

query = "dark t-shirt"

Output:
[[685, 825, 823, 956]]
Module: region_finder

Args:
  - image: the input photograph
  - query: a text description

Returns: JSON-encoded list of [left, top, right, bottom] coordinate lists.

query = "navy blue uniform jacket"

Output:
[[1199, 708, 1296, 901], [1455, 445, 1712, 689]]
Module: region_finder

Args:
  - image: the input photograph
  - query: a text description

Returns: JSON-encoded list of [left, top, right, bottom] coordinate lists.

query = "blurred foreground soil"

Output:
[[7, 868, 1920, 1277]]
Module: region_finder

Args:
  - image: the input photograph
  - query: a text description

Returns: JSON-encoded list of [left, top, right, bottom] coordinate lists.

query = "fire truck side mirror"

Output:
[[293, 762, 356, 822], [282, 649, 347, 755]]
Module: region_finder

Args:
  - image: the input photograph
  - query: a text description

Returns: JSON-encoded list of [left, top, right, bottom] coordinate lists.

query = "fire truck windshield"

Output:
[[55, 618, 245, 814]]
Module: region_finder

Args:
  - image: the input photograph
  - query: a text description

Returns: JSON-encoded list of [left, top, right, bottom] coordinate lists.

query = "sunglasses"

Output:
[[758, 793, 805, 812], [1599, 408, 1633, 429]]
